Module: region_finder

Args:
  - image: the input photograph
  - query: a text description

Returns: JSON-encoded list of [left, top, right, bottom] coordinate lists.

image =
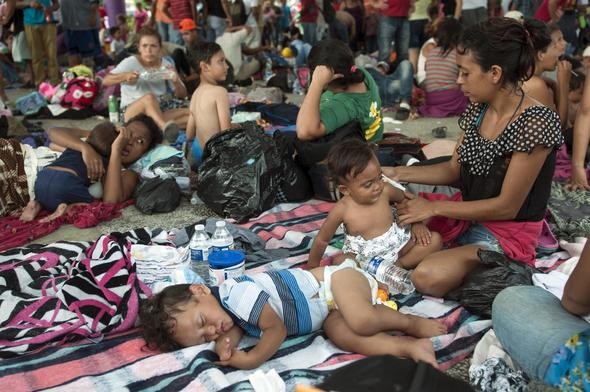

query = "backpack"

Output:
[[15, 92, 47, 116], [61, 77, 98, 110], [197, 123, 283, 222]]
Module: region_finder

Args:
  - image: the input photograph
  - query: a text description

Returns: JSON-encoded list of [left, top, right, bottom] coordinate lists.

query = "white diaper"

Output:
[[320, 259, 379, 310]]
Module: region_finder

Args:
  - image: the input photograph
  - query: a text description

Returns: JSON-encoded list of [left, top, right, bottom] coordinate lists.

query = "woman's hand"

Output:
[[112, 126, 131, 155], [557, 59, 572, 86], [397, 193, 436, 225], [124, 71, 139, 85], [567, 166, 590, 191], [311, 65, 343, 89], [81, 144, 105, 182], [165, 64, 180, 83]]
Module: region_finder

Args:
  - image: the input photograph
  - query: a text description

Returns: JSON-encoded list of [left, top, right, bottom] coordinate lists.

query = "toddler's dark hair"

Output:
[[458, 17, 535, 87], [138, 284, 194, 352], [307, 39, 365, 88], [125, 113, 163, 150], [189, 41, 223, 74], [87, 122, 117, 157], [327, 138, 378, 184], [109, 26, 120, 37]]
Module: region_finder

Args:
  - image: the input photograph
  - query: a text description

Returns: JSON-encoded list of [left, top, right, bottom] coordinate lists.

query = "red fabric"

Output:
[[534, 0, 568, 21], [0, 200, 133, 252], [421, 192, 542, 266], [168, 0, 193, 28], [300, 0, 319, 22]]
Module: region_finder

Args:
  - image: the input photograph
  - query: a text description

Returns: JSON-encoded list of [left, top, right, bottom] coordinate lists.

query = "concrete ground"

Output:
[[6, 87, 556, 391]]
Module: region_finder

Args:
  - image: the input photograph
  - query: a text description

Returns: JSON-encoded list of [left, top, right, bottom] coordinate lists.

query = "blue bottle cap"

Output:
[[208, 250, 245, 268]]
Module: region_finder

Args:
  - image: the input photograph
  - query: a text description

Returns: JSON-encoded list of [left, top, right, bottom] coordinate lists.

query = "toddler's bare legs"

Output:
[[331, 268, 447, 338], [397, 231, 443, 269], [323, 310, 439, 368]]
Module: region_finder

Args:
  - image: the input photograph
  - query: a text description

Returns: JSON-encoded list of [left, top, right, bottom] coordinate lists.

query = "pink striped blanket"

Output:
[[0, 200, 493, 391]]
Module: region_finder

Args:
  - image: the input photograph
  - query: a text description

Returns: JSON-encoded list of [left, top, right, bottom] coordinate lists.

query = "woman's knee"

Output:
[[410, 261, 442, 294]]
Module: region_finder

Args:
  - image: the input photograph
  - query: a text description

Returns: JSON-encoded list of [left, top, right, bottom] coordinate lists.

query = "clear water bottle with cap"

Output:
[[189, 224, 211, 284], [211, 221, 234, 252], [364, 255, 415, 295], [190, 191, 203, 205]]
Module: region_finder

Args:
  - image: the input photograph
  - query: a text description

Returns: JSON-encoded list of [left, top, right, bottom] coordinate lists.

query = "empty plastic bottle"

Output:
[[365, 255, 415, 295], [211, 221, 234, 252], [189, 224, 211, 283]]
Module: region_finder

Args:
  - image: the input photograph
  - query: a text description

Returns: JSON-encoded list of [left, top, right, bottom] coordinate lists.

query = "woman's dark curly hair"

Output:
[[138, 284, 194, 352], [458, 17, 536, 88], [326, 138, 378, 184], [523, 18, 552, 54], [307, 38, 365, 89]]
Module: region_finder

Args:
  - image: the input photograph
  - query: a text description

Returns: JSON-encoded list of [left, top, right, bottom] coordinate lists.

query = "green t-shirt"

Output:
[[319, 67, 384, 142]]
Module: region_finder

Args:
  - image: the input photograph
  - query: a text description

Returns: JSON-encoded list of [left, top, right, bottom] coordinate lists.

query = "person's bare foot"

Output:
[[19, 200, 42, 221], [39, 203, 68, 223], [404, 314, 448, 338], [407, 338, 438, 368]]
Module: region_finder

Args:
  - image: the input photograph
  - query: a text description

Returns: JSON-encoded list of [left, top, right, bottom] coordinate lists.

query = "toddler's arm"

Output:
[[216, 304, 287, 369], [307, 204, 344, 268], [410, 222, 432, 246]]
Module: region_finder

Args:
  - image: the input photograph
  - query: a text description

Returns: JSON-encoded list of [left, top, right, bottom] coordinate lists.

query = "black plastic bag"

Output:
[[197, 124, 283, 222], [447, 250, 537, 318], [318, 355, 474, 392], [135, 177, 181, 214]]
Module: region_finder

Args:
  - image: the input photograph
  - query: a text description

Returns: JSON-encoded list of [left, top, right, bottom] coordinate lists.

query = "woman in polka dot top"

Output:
[[383, 17, 564, 298]]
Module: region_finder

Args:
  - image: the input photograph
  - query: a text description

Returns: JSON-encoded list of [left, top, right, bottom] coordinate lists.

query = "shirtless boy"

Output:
[[185, 41, 231, 166]]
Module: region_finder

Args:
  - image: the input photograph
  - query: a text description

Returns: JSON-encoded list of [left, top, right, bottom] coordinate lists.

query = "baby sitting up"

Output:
[[139, 262, 447, 370], [307, 139, 442, 270]]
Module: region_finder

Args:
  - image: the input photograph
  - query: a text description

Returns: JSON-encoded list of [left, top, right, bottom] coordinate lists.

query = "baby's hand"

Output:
[[411, 223, 432, 246], [215, 337, 235, 362], [216, 349, 255, 369]]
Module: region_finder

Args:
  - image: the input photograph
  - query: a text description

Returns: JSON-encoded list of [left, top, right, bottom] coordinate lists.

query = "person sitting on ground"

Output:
[[215, 25, 270, 83], [418, 18, 469, 118], [20, 114, 162, 222], [307, 139, 442, 269], [522, 20, 568, 127], [185, 41, 230, 167], [104, 26, 189, 142], [109, 26, 126, 58], [170, 18, 200, 94], [382, 17, 564, 298], [296, 38, 383, 143], [139, 263, 447, 369], [492, 236, 590, 389], [286, 26, 312, 68], [567, 64, 590, 191]]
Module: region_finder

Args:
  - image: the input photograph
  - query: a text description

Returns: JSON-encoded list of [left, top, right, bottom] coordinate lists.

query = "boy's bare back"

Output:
[[189, 83, 231, 148]]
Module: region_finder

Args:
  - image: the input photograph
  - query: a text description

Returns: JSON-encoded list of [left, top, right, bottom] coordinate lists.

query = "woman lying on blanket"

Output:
[[139, 263, 447, 370], [492, 236, 590, 389], [103, 26, 189, 142], [382, 17, 564, 297], [20, 114, 162, 222], [306, 139, 442, 270]]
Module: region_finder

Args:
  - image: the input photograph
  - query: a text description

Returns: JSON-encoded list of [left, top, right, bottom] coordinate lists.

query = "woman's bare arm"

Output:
[[562, 237, 590, 315]]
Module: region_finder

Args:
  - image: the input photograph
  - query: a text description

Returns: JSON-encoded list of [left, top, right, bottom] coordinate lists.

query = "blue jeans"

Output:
[[301, 22, 317, 46], [377, 16, 409, 63], [206, 15, 227, 42], [456, 223, 503, 253], [157, 21, 183, 45], [366, 60, 413, 105], [492, 286, 590, 380]]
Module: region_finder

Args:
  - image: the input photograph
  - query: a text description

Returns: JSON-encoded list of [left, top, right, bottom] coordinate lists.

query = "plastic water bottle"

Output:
[[108, 95, 119, 124], [263, 59, 274, 82], [365, 255, 415, 295], [211, 221, 234, 252], [189, 224, 211, 284]]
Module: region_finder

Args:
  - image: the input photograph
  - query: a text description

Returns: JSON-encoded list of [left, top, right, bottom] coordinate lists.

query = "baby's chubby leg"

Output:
[[330, 267, 447, 338], [397, 231, 443, 269]]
